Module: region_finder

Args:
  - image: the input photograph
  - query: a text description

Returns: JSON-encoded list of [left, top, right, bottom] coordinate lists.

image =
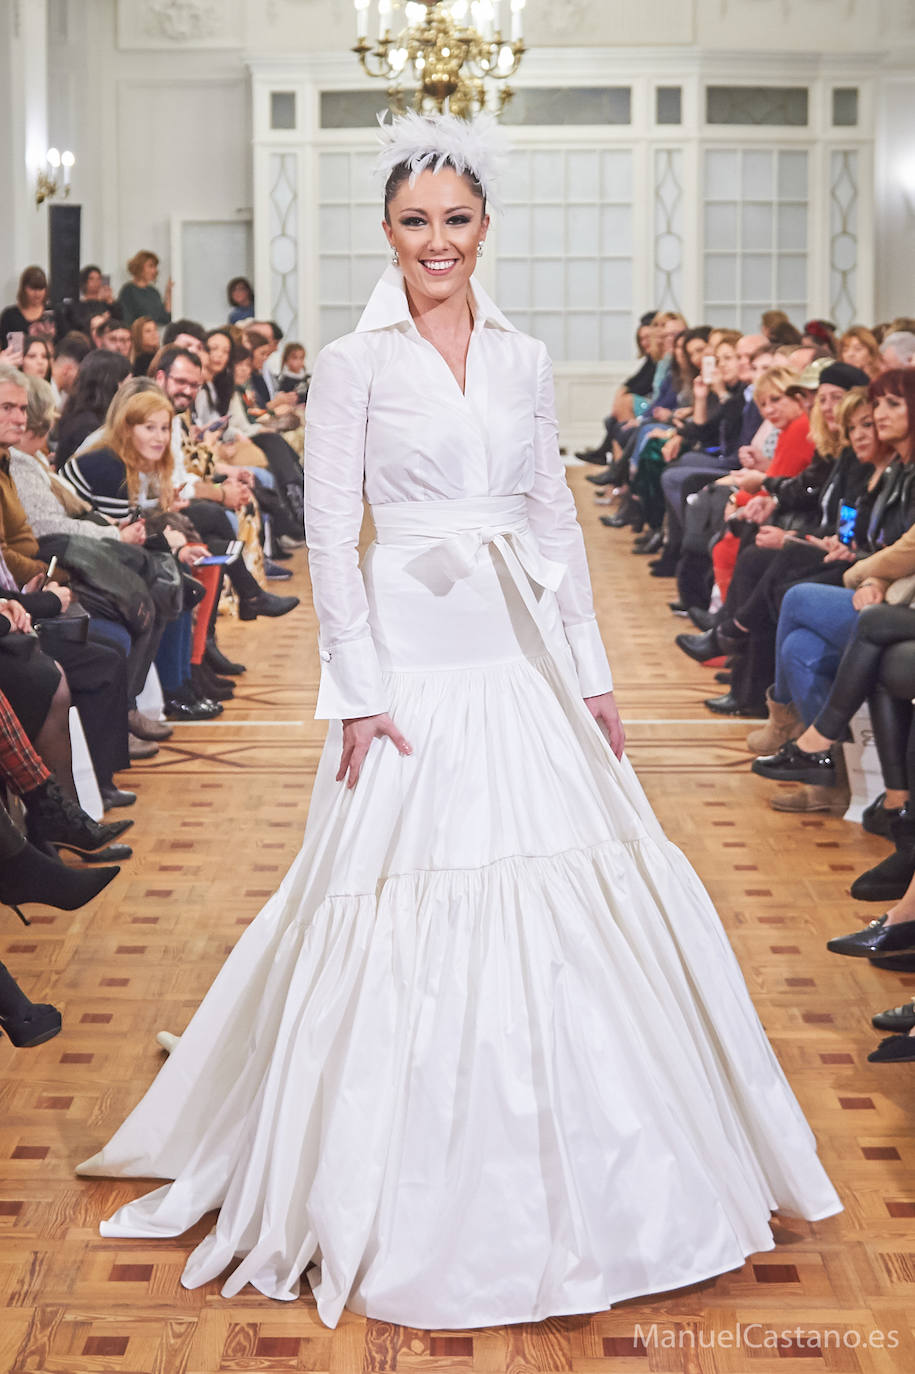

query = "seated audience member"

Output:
[[840, 325, 883, 380], [246, 330, 278, 409], [277, 341, 310, 401], [880, 331, 915, 370], [0, 267, 52, 349], [161, 318, 207, 362], [151, 345, 300, 621], [98, 317, 132, 357], [59, 387, 228, 721], [747, 368, 915, 765], [0, 363, 137, 814], [87, 311, 111, 349], [647, 333, 751, 574], [195, 329, 234, 426], [49, 333, 91, 412], [130, 317, 160, 377], [677, 370, 875, 729], [55, 350, 131, 467], [580, 313, 660, 468], [802, 319, 838, 356], [118, 250, 172, 326], [623, 327, 710, 543], [227, 276, 255, 325], [21, 338, 52, 381], [761, 309, 791, 340], [768, 320, 804, 349]]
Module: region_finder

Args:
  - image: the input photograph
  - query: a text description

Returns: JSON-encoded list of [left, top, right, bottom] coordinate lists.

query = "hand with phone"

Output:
[[2, 332, 25, 366]]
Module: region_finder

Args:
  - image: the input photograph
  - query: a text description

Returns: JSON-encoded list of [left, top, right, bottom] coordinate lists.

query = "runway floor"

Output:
[[1, 465, 914, 1373]]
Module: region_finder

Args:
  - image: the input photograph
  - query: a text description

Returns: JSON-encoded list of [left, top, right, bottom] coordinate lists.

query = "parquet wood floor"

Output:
[[2, 466, 914, 1373]]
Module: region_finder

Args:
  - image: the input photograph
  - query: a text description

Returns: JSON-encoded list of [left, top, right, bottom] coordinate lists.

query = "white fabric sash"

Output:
[[369, 494, 577, 690]]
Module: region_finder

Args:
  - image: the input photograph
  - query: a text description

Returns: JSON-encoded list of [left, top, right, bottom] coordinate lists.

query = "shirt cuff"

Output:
[[313, 634, 388, 720], [564, 618, 614, 696]]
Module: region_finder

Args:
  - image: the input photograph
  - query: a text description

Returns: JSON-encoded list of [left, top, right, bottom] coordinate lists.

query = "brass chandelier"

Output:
[[353, 0, 527, 117]]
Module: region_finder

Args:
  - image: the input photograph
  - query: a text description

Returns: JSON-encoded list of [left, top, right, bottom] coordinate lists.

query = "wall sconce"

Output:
[[35, 147, 75, 207]]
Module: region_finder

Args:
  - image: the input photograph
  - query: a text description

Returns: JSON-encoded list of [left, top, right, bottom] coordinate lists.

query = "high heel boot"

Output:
[[0, 838, 119, 925], [0, 961, 61, 1046], [23, 778, 133, 863]]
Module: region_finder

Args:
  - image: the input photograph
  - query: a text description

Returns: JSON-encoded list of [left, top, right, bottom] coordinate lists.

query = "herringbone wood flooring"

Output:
[[1, 466, 914, 1373]]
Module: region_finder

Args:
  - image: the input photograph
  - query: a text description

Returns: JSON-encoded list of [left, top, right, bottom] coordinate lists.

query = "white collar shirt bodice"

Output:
[[304, 265, 612, 719]]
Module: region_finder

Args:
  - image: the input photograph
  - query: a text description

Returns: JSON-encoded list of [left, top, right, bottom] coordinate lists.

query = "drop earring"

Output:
[[391, 247, 400, 265], [476, 242, 485, 259]]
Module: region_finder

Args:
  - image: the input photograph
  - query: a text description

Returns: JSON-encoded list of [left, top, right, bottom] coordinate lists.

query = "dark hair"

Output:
[[59, 349, 131, 429], [281, 341, 305, 369], [205, 329, 235, 411], [23, 336, 52, 379], [383, 161, 486, 223], [98, 316, 129, 337], [162, 318, 207, 346], [768, 320, 804, 348], [245, 330, 271, 354], [227, 276, 253, 306], [78, 264, 102, 293], [55, 331, 92, 364], [16, 265, 48, 308], [869, 368, 915, 453], [674, 326, 713, 387], [149, 344, 203, 379]]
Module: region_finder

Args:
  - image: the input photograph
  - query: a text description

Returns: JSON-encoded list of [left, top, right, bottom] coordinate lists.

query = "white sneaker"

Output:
[[156, 1030, 180, 1054]]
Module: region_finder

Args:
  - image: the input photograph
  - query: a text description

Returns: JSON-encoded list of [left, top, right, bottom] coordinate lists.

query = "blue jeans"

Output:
[[774, 582, 859, 724]]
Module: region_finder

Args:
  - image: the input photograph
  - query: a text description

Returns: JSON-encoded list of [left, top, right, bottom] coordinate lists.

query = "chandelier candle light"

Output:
[[353, 0, 527, 117]]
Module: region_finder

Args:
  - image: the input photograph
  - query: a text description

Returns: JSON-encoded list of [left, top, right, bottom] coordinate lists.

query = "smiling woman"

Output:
[[77, 111, 841, 1333]]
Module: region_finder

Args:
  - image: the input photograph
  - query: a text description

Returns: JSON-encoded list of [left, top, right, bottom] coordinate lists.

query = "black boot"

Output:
[[0, 962, 61, 1046], [191, 663, 234, 702], [0, 840, 119, 926], [238, 591, 300, 621], [675, 628, 721, 663], [23, 779, 133, 863], [850, 808, 915, 902], [205, 638, 246, 676]]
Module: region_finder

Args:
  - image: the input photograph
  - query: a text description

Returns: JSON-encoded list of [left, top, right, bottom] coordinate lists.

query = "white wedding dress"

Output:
[[77, 268, 841, 1330]]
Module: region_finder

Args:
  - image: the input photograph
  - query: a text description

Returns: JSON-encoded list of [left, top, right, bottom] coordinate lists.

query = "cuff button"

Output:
[[319, 649, 332, 662]]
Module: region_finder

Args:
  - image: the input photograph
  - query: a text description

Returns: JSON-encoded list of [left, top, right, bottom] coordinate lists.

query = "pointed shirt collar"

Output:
[[355, 264, 517, 336]]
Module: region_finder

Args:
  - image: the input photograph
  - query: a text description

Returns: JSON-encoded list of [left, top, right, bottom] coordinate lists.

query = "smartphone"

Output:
[[838, 502, 857, 547], [204, 415, 229, 433], [100, 274, 110, 289], [701, 354, 716, 384], [6, 330, 24, 356]]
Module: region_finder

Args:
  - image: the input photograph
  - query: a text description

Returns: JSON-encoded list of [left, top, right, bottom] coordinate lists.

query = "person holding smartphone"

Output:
[[0, 267, 51, 350]]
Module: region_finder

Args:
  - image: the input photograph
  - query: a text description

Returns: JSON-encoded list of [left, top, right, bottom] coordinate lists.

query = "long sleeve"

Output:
[[304, 341, 387, 720], [9, 453, 119, 541], [524, 344, 613, 696]]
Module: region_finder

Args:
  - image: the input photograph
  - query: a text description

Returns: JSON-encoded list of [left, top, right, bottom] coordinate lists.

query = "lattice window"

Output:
[[703, 148, 808, 332], [706, 86, 809, 126], [654, 149, 683, 313], [495, 147, 634, 362], [317, 150, 388, 347], [830, 150, 858, 330], [269, 152, 299, 337]]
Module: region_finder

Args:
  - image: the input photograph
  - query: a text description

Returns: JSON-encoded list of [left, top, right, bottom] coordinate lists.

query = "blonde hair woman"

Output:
[[839, 325, 882, 380]]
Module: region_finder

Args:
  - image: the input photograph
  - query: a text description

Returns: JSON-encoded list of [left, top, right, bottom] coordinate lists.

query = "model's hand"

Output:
[[338, 712, 413, 789], [585, 691, 625, 760]]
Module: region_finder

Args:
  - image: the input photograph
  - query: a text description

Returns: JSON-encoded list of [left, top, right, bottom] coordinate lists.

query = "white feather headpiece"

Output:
[[373, 109, 510, 211]]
